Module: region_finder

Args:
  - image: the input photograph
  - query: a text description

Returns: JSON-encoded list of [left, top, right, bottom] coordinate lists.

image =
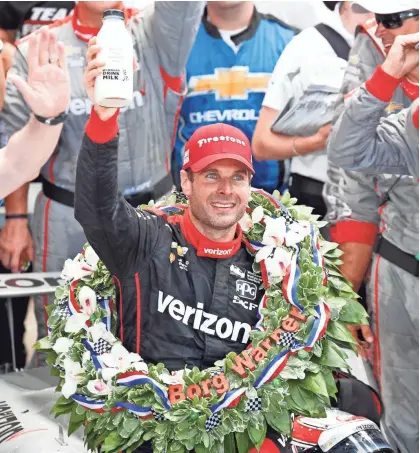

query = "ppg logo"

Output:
[[236, 280, 257, 300]]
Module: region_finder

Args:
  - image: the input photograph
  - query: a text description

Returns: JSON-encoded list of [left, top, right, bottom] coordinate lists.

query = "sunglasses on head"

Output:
[[375, 10, 419, 29]]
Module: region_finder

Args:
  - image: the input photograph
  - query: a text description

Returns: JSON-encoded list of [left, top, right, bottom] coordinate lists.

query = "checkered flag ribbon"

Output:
[[280, 210, 295, 226], [279, 332, 296, 348], [92, 338, 112, 355], [245, 397, 262, 413], [209, 368, 224, 377], [205, 412, 222, 432], [54, 305, 71, 320], [53, 363, 65, 372], [151, 408, 166, 422]]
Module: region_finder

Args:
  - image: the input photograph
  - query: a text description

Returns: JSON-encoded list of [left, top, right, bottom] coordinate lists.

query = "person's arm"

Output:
[[75, 39, 168, 278], [151, 1, 203, 90], [253, 106, 331, 160], [328, 33, 419, 176], [252, 31, 331, 161], [0, 116, 63, 199], [75, 109, 167, 278], [0, 27, 69, 271]]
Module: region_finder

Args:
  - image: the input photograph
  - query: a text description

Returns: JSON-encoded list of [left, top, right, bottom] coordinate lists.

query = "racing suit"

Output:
[[328, 88, 419, 177], [0, 2, 203, 351], [76, 109, 287, 453], [324, 21, 419, 453], [172, 7, 295, 193]]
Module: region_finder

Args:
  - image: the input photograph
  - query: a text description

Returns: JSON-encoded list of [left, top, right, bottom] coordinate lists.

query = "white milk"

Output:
[[94, 9, 133, 108]]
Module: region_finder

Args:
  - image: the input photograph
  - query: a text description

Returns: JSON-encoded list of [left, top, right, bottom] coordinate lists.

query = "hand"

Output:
[[313, 123, 332, 150], [8, 26, 70, 118], [382, 33, 419, 79], [0, 219, 34, 273], [84, 37, 117, 121], [347, 324, 374, 360]]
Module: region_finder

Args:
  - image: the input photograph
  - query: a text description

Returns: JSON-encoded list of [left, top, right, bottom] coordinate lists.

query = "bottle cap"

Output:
[[103, 9, 125, 20]]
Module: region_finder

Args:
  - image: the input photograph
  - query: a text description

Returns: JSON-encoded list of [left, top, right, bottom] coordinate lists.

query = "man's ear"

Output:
[[180, 170, 192, 197]]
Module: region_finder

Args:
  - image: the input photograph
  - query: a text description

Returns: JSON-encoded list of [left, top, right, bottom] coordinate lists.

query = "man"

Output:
[[328, 32, 419, 177], [324, 2, 419, 452], [252, 1, 372, 217], [0, 1, 203, 365], [0, 28, 70, 198], [172, 1, 296, 193], [75, 36, 293, 453]]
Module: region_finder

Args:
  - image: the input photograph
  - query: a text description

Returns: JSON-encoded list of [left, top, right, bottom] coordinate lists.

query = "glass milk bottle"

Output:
[[94, 9, 133, 108]]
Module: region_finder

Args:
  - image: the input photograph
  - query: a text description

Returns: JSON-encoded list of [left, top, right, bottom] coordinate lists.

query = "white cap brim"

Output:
[[353, 0, 419, 14]]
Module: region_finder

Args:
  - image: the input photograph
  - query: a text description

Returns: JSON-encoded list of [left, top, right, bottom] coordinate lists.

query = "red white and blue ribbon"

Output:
[[282, 247, 305, 312], [98, 297, 112, 331], [291, 301, 330, 352], [253, 350, 290, 389], [72, 394, 105, 412], [310, 225, 327, 285], [82, 339, 102, 370], [210, 388, 247, 414], [114, 402, 154, 420], [117, 371, 171, 410]]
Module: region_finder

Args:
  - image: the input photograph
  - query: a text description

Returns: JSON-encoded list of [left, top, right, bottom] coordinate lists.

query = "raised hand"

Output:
[[8, 26, 70, 118], [382, 32, 419, 79]]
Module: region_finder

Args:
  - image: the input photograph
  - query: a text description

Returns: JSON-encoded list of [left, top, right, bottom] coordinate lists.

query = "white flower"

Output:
[[84, 246, 100, 271], [256, 246, 293, 281], [53, 337, 74, 354], [159, 369, 186, 385], [82, 350, 91, 365], [89, 322, 116, 345], [65, 313, 90, 333], [61, 358, 83, 399], [79, 286, 97, 316], [262, 216, 287, 247], [285, 221, 311, 246], [87, 379, 112, 396], [239, 213, 253, 233], [61, 258, 93, 282], [133, 361, 149, 373], [99, 344, 144, 381], [251, 206, 265, 224]]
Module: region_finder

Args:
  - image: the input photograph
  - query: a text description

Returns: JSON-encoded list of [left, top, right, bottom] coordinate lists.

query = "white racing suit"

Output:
[[324, 21, 419, 453], [0, 2, 204, 363]]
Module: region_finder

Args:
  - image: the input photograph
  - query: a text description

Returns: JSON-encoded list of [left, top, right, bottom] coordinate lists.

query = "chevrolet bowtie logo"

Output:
[[189, 67, 271, 100]]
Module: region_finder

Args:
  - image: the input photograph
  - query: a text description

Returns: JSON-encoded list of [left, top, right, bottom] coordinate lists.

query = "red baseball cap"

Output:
[[182, 123, 255, 174]]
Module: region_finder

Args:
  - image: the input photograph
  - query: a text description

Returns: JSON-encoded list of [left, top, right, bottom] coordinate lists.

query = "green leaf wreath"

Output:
[[35, 189, 368, 453]]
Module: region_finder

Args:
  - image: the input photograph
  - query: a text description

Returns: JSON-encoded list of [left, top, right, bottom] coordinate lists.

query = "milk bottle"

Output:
[[94, 9, 133, 108]]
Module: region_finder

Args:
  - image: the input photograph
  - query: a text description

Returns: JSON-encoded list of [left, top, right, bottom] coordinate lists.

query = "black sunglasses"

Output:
[[375, 10, 419, 29]]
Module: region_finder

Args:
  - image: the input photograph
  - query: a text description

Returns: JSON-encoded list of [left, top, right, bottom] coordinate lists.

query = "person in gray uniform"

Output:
[[324, 2, 419, 452]]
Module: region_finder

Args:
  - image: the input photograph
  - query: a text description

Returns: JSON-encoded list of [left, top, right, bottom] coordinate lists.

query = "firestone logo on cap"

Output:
[[197, 136, 247, 148]]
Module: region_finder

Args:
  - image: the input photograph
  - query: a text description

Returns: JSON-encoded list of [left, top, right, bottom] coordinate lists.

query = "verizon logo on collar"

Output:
[[203, 247, 234, 256], [157, 291, 251, 343], [197, 136, 247, 147]]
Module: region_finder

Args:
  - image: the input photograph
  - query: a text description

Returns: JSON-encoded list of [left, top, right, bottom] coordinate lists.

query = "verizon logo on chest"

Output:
[[157, 291, 251, 343]]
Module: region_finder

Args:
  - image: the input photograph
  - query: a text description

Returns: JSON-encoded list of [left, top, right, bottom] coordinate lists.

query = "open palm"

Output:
[[9, 27, 70, 118]]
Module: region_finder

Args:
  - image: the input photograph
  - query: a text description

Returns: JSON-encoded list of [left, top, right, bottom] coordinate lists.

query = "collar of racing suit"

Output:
[[178, 209, 243, 259], [71, 2, 136, 43]]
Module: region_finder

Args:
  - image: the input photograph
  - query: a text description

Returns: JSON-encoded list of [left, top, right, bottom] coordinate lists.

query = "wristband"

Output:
[[34, 111, 67, 126], [5, 214, 28, 220]]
